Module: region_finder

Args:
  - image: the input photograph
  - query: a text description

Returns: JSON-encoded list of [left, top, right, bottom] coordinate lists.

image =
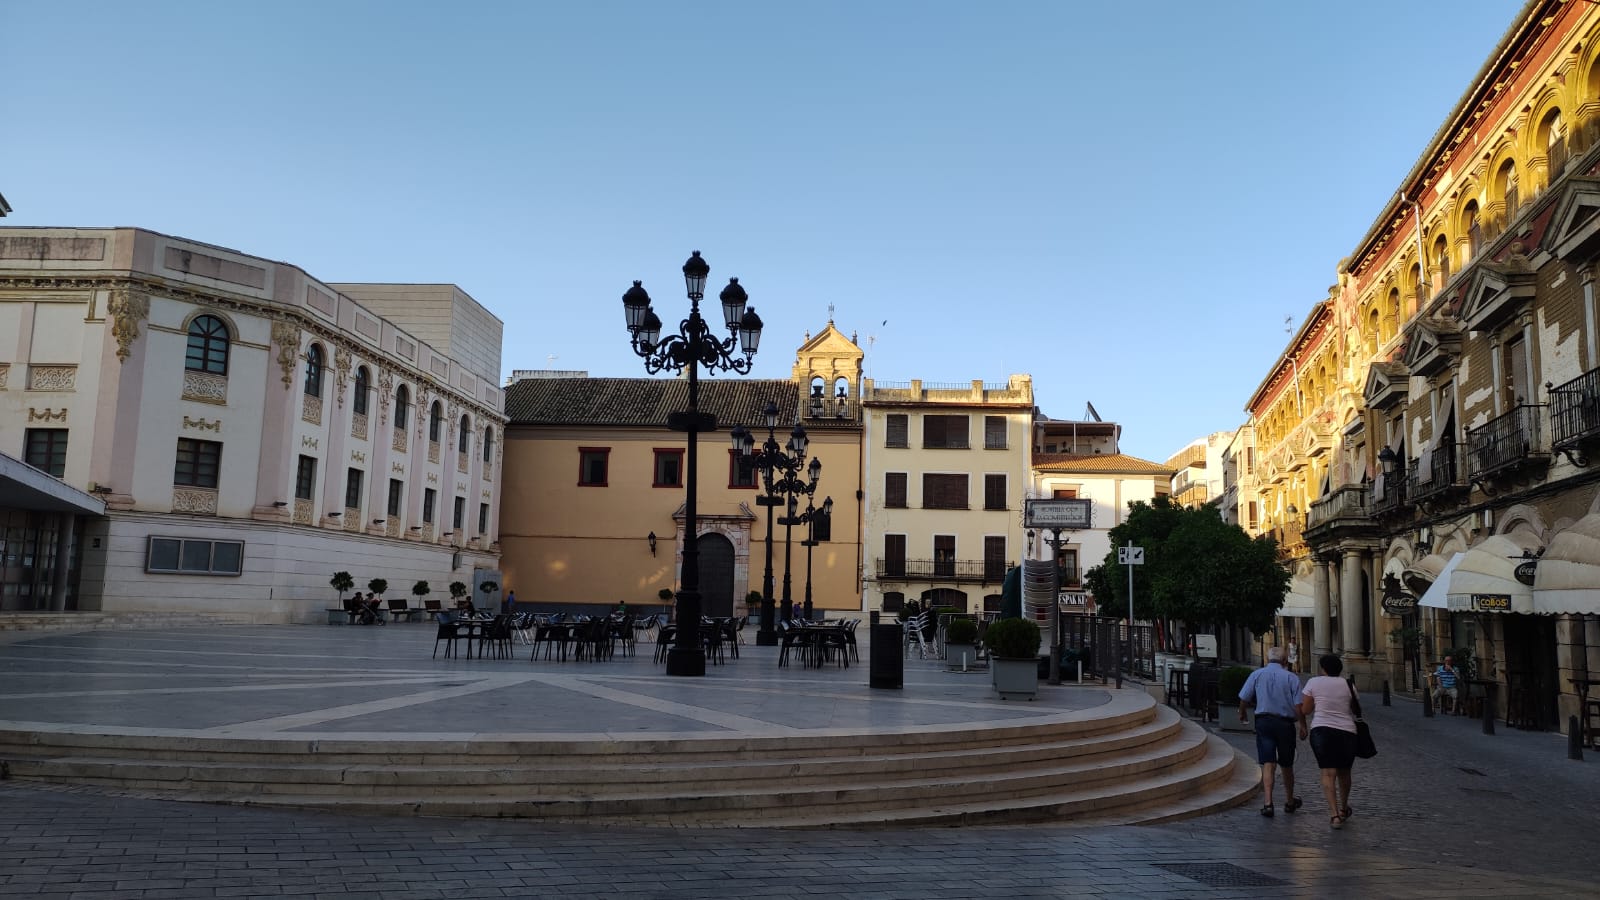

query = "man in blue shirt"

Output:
[[1237, 646, 1304, 817]]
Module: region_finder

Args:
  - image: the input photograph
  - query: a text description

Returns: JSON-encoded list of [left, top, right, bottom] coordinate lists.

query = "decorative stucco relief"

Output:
[[293, 498, 314, 526], [182, 416, 221, 433], [428, 441, 440, 464], [302, 394, 323, 425], [107, 289, 149, 363], [377, 368, 394, 425], [392, 427, 407, 453], [351, 450, 367, 463], [351, 412, 368, 441], [28, 407, 68, 423], [301, 435, 319, 450], [172, 488, 218, 516], [458, 451, 469, 474], [0, 363, 8, 390], [28, 365, 77, 391], [344, 509, 361, 532], [271, 320, 301, 388], [182, 370, 228, 404], [334, 347, 352, 407]]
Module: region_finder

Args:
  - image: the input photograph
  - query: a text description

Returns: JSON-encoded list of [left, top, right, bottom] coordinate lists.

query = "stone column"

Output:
[[1313, 555, 1332, 656], [49, 512, 74, 611], [1341, 548, 1365, 661]]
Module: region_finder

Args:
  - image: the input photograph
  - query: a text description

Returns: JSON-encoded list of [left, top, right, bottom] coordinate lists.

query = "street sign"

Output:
[[1025, 498, 1092, 530], [1118, 545, 1145, 565]]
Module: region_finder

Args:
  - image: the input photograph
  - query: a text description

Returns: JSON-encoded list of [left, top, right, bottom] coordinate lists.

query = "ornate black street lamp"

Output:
[[624, 251, 763, 677], [800, 494, 834, 621], [778, 455, 823, 622], [731, 403, 812, 644]]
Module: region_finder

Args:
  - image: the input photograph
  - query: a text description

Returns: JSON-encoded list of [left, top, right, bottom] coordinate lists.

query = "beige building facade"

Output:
[[0, 227, 504, 620], [860, 375, 1033, 614], [499, 325, 865, 617]]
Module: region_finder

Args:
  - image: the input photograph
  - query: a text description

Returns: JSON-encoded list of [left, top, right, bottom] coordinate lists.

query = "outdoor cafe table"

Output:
[[792, 620, 849, 669]]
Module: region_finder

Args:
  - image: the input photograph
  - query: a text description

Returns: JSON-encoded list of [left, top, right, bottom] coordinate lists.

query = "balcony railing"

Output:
[[1549, 367, 1600, 452], [1369, 468, 1408, 515], [1308, 485, 1369, 528], [1467, 404, 1546, 480], [876, 558, 1011, 584], [1408, 442, 1464, 502]]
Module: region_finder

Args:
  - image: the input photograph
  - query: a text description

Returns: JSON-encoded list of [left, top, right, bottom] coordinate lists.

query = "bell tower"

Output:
[[791, 315, 864, 423]]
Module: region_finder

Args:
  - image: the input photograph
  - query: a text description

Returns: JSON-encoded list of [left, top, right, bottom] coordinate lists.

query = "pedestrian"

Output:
[[1285, 639, 1299, 674], [1433, 655, 1461, 714], [1236, 646, 1303, 817], [1297, 654, 1361, 830], [504, 589, 516, 615]]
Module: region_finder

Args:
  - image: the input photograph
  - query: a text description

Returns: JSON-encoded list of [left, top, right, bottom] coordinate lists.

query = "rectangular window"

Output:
[[984, 416, 1007, 450], [423, 488, 436, 524], [174, 438, 222, 488], [1248, 501, 1259, 530], [923, 415, 969, 449], [579, 447, 610, 486], [883, 534, 907, 577], [294, 455, 317, 501], [1057, 548, 1080, 586], [885, 472, 908, 508], [885, 414, 908, 448], [653, 448, 684, 488], [344, 468, 363, 510], [984, 474, 1006, 510], [1245, 448, 1255, 474], [984, 536, 1007, 581], [478, 502, 490, 535], [452, 496, 465, 530], [146, 536, 244, 576], [1052, 487, 1078, 499], [934, 535, 956, 577], [24, 428, 68, 478], [922, 473, 969, 509], [387, 479, 403, 518], [728, 449, 757, 488]]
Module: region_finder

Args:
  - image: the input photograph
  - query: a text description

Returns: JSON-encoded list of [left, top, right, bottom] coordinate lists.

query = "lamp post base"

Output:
[[666, 647, 706, 677], [755, 628, 778, 646]]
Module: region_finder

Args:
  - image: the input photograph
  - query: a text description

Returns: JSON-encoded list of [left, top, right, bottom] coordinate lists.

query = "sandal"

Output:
[[1330, 815, 1344, 830], [1283, 797, 1302, 813], [1341, 805, 1353, 820], [1259, 804, 1274, 817]]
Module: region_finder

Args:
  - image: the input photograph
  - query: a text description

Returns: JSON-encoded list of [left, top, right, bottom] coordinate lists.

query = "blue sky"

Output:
[[4, 1, 1520, 461]]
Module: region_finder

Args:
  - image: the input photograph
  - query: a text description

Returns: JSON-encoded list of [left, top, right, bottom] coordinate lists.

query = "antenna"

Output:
[[546, 353, 558, 368]]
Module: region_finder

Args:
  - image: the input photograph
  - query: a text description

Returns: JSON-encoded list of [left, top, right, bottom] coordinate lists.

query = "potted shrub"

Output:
[[412, 580, 431, 611], [1217, 665, 1256, 732], [478, 579, 500, 610], [986, 617, 1042, 700], [367, 577, 388, 600], [327, 571, 355, 624], [944, 617, 979, 671], [450, 580, 469, 609], [745, 590, 762, 617]]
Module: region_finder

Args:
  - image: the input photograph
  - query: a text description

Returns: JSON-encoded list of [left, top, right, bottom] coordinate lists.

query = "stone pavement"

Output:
[[0, 624, 1596, 897]]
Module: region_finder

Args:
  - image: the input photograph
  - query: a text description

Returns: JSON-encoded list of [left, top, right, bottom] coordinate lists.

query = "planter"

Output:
[[992, 657, 1039, 700], [1218, 702, 1254, 733], [946, 643, 979, 671]]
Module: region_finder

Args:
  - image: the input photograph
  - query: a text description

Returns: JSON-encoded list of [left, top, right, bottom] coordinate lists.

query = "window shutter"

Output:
[[984, 474, 1006, 510], [887, 415, 908, 447], [922, 474, 968, 509], [885, 473, 907, 508]]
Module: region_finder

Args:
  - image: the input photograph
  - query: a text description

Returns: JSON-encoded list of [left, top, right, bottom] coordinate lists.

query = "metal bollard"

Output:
[[1382, 679, 1392, 707], [1570, 716, 1585, 761], [1423, 683, 1434, 717]]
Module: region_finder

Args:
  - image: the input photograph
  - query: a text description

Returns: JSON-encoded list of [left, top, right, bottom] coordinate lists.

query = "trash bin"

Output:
[[870, 622, 903, 689]]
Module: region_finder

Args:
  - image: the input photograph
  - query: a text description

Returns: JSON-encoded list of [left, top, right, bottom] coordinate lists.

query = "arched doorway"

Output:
[[698, 532, 736, 618]]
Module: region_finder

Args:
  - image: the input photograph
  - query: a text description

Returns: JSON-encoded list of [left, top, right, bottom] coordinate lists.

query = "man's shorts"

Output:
[[1253, 714, 1297, 767]]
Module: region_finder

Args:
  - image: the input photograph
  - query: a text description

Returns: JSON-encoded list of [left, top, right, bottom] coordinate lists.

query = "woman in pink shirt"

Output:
[[1297, 653, 1360, 829]]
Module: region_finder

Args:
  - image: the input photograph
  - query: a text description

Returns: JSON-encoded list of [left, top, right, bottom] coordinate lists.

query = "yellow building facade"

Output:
[[1246, 0, 1600, 732], [499, 325, 864, 618]]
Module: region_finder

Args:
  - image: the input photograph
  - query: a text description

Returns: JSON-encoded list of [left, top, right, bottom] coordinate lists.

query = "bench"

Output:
[[387, 598, 427, 623]]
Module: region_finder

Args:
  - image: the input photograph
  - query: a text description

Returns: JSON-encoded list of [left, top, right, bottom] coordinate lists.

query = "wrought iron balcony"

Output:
[[876, 558, 1011, 584], [1369, 469, 1408, 515], [1407, 442, 1465, 502], [1467, 404, 1547, 480], [1304, 485, 1373, 546], [1549, 367, 1600, 457]]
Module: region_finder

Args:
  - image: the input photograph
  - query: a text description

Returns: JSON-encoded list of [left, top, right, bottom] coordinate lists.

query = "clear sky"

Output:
[[5, 1, 1522, 461]]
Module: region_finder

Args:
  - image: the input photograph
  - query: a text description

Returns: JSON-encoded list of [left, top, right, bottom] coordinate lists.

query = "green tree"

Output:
[[330, 571, 354, 603], [449, 581, 468, 602], [367, 577, 388, 598], [411, 580, 430, 601]]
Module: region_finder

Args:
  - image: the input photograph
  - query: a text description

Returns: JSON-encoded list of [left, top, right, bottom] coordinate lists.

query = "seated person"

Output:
[[358, 592, 384, 625], [1434, 655, 1461, 713]]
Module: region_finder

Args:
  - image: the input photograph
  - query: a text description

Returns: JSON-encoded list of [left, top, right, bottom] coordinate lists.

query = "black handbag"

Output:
[[1349, 678, 1377, 759]]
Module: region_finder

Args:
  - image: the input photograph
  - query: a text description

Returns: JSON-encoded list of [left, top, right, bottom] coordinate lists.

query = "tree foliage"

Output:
[[1088, 497, 1288, 637], [330, 571, 354, 601]]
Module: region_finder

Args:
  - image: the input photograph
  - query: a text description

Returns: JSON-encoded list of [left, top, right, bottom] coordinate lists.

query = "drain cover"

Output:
[[1155, 863, 1286, 888]]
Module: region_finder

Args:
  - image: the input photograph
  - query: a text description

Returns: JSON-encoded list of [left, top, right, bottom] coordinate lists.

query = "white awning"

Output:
[[1279, 576, 1315, 619], [1533, 512, 1600, 615], [1417, 553, 1462, 609], [1445, 534, 1539, 614]]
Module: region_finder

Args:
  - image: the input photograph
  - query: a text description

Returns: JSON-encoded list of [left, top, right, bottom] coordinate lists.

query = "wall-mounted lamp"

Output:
[[1287, 504, 1298, 515], [441, 531, 454, 537], [648, 531, 657, 556], [327, 512, 342, 518], [88, 483, 113, 496], [372, 518, 386, 525], [409, 526, 422, 531], [1026, 529, 1035, 554], [272, 501, 289, 508]]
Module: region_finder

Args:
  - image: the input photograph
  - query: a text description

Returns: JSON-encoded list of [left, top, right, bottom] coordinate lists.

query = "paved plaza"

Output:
[[0, 623, 1597, 897]]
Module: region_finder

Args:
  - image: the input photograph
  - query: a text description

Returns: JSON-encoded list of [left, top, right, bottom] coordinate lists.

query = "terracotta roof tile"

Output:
[[1032, 453, 1174, 476], [504, 377, 861, 430]]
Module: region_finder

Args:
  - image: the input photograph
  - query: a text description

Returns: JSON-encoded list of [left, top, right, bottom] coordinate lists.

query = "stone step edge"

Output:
[[0, 708, 1186, 790]]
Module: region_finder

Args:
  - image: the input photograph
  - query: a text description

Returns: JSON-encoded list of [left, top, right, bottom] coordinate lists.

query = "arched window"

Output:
[[482, 426, 495, 463], [395, 385, 410, 429], [1464, 200, 1481, 257], [1496, 159, 1518, 216], [1431, 234, 1450, 288], [429, 401, 443, 443], [184, 315, 229, 375], [304, 344, 324, 397], [353, 366, 370, 416], [1385, 288, 1401, 342], [1365, 307, 1379, 356], [1539, 109, 1565, 170], [458, 415, 470, 453]]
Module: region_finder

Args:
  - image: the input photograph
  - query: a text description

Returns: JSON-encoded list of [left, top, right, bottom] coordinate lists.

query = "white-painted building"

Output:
[[0, 227, 505, 621]]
